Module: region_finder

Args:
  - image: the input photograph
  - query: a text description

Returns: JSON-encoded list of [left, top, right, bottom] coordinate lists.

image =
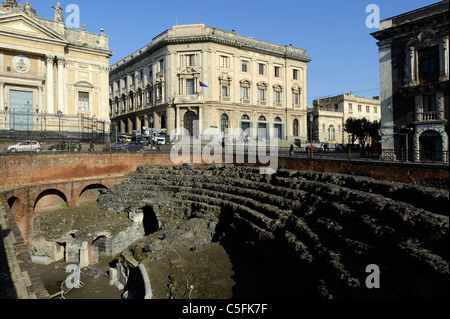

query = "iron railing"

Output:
[[0, 110, 108, 143]]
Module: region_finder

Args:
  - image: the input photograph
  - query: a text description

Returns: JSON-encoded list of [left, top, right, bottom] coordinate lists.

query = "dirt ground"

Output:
[[143, 243, 235, 299]]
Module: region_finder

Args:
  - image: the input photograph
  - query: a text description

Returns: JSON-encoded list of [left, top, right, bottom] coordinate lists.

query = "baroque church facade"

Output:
[[0, 0, 112, 140], [109, 24, 312, 143]]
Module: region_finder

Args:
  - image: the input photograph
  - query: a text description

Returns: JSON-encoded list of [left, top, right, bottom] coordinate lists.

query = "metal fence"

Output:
[[0, 110, 108, 143]]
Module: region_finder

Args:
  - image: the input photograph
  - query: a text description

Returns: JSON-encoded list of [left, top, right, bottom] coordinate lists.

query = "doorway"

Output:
[[9, 90, 33, 131]]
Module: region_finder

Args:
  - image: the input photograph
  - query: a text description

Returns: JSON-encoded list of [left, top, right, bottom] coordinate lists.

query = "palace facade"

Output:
[[0, 0, 112, 140], [109, 24, 312, 142], [371, 0, 449, 161], [309, 93, 381, 146]]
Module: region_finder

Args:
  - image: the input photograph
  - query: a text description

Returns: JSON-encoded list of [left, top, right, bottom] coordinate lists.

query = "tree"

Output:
[[344, 118, 363, 146], [344, 118, 380, 147]]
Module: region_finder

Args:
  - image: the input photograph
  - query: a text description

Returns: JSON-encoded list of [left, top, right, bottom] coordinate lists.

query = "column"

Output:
[[0, 81, 4, 112], [441, 37, 449, 78], [57, 57, 65, 114], [46, 55, 54, 114]]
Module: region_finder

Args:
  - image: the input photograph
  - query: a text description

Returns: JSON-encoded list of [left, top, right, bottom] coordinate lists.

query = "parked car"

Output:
[[104, 142, 128, 152], [118, 135, 132, 142], [125, 142, 145, 152], [49, 141, 82, 152], [305, 145, 319, 152], [6, 140, 42, 153]]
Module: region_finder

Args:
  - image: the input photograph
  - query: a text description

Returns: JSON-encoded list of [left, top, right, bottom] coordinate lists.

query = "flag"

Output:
[[199, 81, 208, 88]]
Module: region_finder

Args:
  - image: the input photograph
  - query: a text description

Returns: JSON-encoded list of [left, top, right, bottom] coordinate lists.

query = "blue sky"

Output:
[[24, 0, 439, 105]]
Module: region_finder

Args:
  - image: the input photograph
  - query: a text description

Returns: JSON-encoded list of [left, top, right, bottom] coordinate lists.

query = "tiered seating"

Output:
[[98, 164, 449, 298]]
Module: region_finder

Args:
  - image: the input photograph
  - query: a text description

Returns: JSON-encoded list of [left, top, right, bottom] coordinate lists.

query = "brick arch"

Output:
[[34, 188, 68, 212]]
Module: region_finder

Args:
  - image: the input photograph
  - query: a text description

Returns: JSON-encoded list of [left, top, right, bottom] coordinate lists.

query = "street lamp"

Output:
[[57, 110, 62, 146], [309, 113, 314, 159]]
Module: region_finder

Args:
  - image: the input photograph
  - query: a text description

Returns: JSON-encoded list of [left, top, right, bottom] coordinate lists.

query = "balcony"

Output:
[[416, 111, 445, 123]]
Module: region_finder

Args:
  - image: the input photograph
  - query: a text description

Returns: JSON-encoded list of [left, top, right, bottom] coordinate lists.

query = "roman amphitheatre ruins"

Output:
[[0, 152, 448, 299]]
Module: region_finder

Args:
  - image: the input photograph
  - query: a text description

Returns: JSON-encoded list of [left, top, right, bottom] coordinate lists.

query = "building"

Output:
[[308, 93, 381, 146], [109, 24, 312, 143], [0, 0, 112, 141], [371, 0, 449, 161]]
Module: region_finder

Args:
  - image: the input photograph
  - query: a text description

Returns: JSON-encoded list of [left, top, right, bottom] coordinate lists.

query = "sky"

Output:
[[21, 0, 440, 105]]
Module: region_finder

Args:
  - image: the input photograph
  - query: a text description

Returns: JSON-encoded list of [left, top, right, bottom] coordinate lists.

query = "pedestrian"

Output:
[[290, 144, 294, 156], [156, 141, 161, 152], [89, 140, 94, 152]]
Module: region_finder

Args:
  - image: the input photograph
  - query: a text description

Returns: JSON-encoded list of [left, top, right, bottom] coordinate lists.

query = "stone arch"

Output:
[[34, 189, 68, 213], [414, 126, 448, 162], [141, 205, 160, 236], [92, 235, 108, 256], [79, 184, 108, 203], [7, 196, 24, 217]]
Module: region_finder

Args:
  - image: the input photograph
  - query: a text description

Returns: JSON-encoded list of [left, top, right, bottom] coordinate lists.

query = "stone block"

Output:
[[31, 256, 53, 265]]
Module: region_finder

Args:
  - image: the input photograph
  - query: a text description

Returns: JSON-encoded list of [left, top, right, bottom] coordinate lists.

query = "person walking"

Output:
[[290, 144, 294, 156]]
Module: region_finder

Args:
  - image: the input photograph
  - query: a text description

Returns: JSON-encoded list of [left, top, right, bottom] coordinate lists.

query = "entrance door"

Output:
[[10, 90, 33, 131], [420, 130, 443, 161], [184, 111, 199, 137]]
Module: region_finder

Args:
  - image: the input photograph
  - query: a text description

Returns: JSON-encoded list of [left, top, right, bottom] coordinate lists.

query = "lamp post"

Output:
[[57, 110, 62, 146], [309, 113, 314, 159]]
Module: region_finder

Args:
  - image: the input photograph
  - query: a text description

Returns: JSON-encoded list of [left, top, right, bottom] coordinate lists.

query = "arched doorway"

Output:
[[184, 111, 199, 137], [420, 130, 443, 161], [221, 114, 229, 136]]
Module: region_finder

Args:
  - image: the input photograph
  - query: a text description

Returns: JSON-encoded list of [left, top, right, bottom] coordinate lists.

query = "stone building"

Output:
[[0, 0, 112, 140], [371, 0, 449, 161], [308, 93, 381, 146], [109, 24, 311, 143]]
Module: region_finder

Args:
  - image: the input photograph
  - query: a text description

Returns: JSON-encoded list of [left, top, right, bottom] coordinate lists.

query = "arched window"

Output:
[[328, 125, 336, 141], [242, 114, 250, 120], [258, 115, 267, 122], [293, 119, 299, 137], [274, 117, 282, 122], [221, 114, 229, 135]]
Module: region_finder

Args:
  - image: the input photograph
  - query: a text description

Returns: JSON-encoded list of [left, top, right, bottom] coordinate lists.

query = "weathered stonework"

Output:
[[99, 164, 449, 299]]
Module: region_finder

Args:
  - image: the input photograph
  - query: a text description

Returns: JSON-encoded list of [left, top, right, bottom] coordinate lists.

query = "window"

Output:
[[159, 59, 164, 71], [186, 79, 195, 95], [78, 92, 89, 111], [186, 54, 195, 67], [242, 60, 249, 72], [419, 46, 439, 84], [349, 103, 353, 111], [374, 107, 377, 113], [293, 119, 299, 137], [274, 66, 281, 78], [259, 89, 265, 101], [140, 70, 144, 81], [258, 63, 265, 75], [149, 65, 153, 78], [222, 85, 228, 97], [130, 74, 135, 85], [242, 87, 249, 100], [366, 106, 370, 113], [275, 91, 281, 103], [423, 94, 436, 112], [293, 69, 299, 80], [293, 93, 299, 105], [358, 105, 362, 112], [328, 126, 336, 141], [220, 56, 229, 69]]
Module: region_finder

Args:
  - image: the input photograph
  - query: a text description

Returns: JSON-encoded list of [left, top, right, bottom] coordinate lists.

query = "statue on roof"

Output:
[[50, 2, 63, 22]]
